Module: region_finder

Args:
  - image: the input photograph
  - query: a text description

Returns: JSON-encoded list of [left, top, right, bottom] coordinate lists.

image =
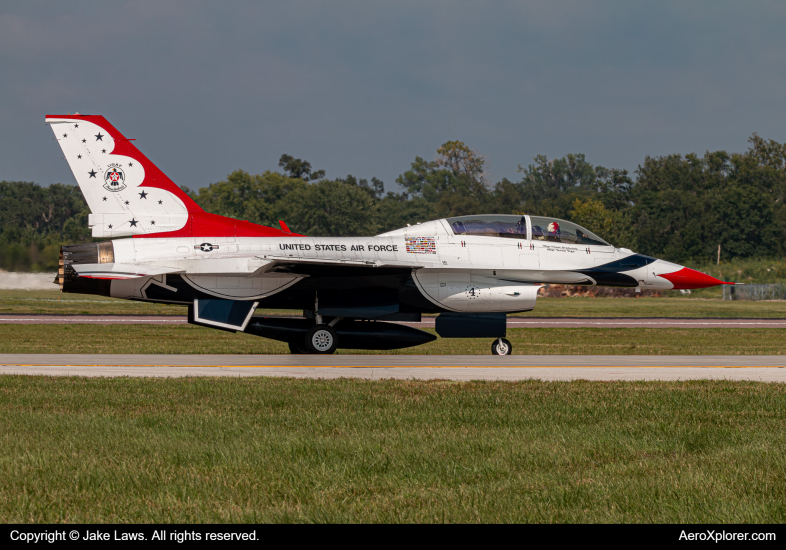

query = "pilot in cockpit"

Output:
[[501, 217, 527, 238], [516, 217, 526, 236], [545, 221, 561, 242]]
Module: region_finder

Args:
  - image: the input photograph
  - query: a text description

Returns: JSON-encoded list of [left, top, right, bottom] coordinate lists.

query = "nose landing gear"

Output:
[[491, 337, 513, 356]]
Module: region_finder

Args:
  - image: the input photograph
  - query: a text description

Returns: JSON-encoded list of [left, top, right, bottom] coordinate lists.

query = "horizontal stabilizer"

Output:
[[71, 262, 184, 279]]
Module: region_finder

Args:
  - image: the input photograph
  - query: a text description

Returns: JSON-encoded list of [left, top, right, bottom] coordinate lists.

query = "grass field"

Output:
[[0, 290, 189, 315], [515, 297, 786, 318], [3, 290, 786, 318], [1, 324, 786, 355], [0, 376, 784, 523]]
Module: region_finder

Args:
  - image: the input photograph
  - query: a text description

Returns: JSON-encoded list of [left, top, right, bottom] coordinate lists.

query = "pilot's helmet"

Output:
[[547, 222, 560, 233]]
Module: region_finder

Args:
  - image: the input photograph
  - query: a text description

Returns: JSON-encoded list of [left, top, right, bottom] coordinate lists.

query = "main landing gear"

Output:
[[305, 324, 338, 354], [289, 294, 340, 354], [287, 323, 339, 354], [491, 337, 513, 356]]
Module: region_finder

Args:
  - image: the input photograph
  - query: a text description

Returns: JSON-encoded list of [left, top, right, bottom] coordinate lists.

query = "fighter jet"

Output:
[[46, 114, 732, 355]]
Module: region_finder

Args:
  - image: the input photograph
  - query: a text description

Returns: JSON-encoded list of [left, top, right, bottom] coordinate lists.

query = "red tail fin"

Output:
[[46, 114, 298, 239]]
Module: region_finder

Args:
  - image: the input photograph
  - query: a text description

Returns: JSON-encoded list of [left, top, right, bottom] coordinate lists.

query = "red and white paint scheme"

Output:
[[46, 114, 732, 355]]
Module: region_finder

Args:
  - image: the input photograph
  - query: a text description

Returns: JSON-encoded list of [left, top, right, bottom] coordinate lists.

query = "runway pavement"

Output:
[[3, 314, 786, 328], [1, 354, 785, 381]]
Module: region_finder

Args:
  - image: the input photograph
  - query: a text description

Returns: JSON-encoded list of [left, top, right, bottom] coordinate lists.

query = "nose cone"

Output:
[[657, 267, 733, 290]]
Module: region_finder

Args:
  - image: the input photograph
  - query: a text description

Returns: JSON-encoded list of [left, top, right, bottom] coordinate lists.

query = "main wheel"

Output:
[[305, 324, 338, 354], [491, 338, 512, 356], [288, 339, 308, 354]]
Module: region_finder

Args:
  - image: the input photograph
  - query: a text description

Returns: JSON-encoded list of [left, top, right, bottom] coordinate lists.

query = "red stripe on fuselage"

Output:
[[137, 211, 301, 238]]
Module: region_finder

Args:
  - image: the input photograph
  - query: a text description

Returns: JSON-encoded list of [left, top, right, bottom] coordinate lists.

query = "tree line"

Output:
[[2, 135, 785, 271]]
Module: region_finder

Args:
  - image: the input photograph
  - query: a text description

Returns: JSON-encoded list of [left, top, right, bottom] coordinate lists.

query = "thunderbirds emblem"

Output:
[[103, 163, 126, 192]]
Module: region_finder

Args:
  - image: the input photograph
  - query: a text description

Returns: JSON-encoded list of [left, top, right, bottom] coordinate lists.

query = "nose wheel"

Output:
[[491, 338, 512, 356]]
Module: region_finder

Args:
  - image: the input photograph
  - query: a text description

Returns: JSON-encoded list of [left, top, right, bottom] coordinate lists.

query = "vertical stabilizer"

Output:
[[46, 114, 202, 237], [46, 114, 301, 240]]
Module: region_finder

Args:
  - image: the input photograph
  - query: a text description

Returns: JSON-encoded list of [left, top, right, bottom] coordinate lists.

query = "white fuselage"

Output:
[[97, 218, 681, 313]]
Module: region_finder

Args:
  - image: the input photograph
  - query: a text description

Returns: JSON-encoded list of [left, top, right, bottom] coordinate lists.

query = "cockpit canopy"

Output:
[[529, 216, 609, 246], [448, 215, 527, 239], [447, 214, 610, 246]]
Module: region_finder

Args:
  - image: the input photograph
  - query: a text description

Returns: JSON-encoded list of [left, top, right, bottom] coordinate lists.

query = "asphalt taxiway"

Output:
[[1, 354, 785, 381]]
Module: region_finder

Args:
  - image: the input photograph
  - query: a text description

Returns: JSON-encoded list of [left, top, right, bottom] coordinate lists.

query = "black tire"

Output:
[[305, 324, 338, 354], [288, 339, 308, 354], [491, 338, 512, 356]]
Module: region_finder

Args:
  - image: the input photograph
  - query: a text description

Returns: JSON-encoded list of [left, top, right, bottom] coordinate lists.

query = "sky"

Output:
[[2, 0, 786, 192]]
